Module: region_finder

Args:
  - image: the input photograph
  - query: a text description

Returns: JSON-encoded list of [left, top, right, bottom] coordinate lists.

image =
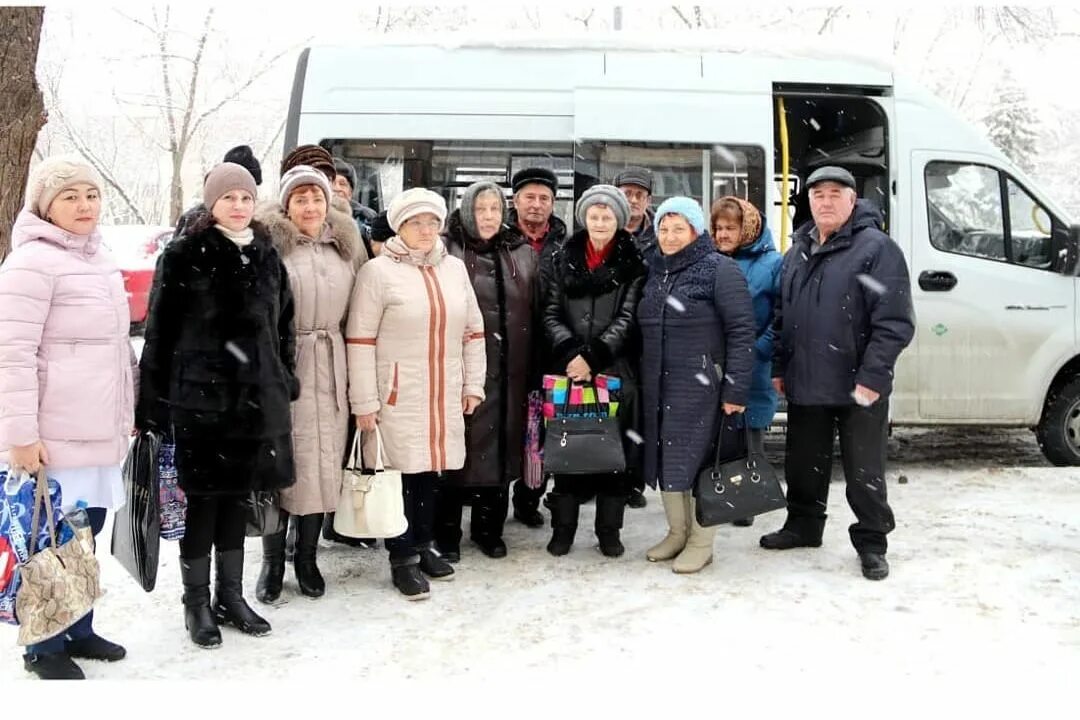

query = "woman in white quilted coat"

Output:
[[346, 188, 485, 601]]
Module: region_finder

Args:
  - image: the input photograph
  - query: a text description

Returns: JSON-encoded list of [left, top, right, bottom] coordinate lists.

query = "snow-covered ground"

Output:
[[4, 450, 1077, 693]]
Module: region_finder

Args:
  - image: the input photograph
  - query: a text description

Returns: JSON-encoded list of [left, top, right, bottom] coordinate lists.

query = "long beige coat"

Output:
[[346, 236, 486, 474], [259, 201, 366, 515]]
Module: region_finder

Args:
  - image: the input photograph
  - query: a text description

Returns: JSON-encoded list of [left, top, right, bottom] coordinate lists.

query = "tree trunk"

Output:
[[170, 151, 183, 224], [0, 7, 46, 263]]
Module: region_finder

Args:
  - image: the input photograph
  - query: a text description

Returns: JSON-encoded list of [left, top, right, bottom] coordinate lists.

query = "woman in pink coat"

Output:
[[0, 157, 136, 680]]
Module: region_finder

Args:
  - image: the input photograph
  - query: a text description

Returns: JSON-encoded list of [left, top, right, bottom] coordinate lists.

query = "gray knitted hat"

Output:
[[460, 181, 506, 239], [575, 184, 631, 230]]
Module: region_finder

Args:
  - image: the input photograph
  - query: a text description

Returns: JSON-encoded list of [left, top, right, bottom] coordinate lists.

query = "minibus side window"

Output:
[[925, 162, 1006, 261], [925, 161, 1061, 272]]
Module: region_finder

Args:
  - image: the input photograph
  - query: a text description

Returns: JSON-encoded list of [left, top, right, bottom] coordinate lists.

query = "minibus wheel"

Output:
[[1037, 375, 1080, 466]]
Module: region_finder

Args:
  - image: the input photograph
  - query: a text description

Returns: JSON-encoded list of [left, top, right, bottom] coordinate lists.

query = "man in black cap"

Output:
[[761, 165, 914, 581], [172, 144, 263, 241], [332, 158, 378, 256], [507, 167, 567, 259], [615, 166, 656, 254], [504, 168, 567, 529]]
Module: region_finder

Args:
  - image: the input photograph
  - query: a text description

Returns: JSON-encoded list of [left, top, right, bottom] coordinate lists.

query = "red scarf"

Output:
[[585, 238, 616, 271], [519, 220, 550, 253]]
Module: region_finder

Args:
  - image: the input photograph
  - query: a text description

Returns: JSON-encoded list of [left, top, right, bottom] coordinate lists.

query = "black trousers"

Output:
[[179, 494, 248, 559], [783, 402, 895, 554], [434, 483, 509, 548], [552, 472, 630, 502], [384, 472, 439, 563]]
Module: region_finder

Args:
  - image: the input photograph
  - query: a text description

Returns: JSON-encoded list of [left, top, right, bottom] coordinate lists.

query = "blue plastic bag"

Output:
[[0, 468, 72, 625]]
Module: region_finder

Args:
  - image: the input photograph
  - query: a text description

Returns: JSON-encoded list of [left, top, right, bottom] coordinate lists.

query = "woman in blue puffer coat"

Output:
[[710, 196, 783, 527]]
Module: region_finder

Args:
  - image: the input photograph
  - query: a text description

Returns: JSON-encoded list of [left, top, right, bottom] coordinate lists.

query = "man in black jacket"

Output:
[[507, 168, 567, 528], [760, 166, 914, 581]]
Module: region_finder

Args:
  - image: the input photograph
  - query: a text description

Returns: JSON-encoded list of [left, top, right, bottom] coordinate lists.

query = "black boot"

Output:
[[180, 556, 222, 649], [65, 634, 127, 662], [470, 490, 508, 559], [759, 527, 823, 550], [23, 652, 84, 679], [390, 558, 430, 600], [294, 513, 326, 598], [434, 493, 464, 563], [732, 516, 755, 527], [595, 493, 627, 558], [212, 549, 271, 636], [546, 492, 579, 557], [417, 543, 456, 581], [256, 529, 287, 604], [859, 552, 890, 581], [626, 487, 647, 509]]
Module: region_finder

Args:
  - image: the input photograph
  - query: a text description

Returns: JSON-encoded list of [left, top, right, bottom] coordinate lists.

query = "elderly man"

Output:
[[506, 167, 567, 258], [615, 166, 656, 254], [507, 167, 568, 528], [761, 166, 914, 581]]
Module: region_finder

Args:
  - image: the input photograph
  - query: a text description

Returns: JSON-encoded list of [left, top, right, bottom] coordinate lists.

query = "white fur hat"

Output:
[[387, 188, 447, 233]]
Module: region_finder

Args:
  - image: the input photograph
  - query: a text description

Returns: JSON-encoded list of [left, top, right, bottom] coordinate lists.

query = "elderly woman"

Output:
[[346, 188, 486, 600], [254, 165, 364, 602], [138, 163, 298, 648], [637, 197, 756, 573], [711, 196, 783, 528], [434, 181, 539, 561], [541, 184, 646, 558], [0, 157, 136, 679]]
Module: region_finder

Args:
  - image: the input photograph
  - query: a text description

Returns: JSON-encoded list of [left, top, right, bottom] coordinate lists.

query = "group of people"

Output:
[[0, 141, 914, 680]]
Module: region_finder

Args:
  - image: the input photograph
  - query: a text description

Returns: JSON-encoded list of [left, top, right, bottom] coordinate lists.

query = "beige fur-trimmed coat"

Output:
[[257, 199, 367, 515]]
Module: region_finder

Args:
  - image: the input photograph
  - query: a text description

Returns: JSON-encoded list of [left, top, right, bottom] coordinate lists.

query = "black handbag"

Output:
[[542, 382, 626, 476], [111, 430, 162, 592], [244, 491, 287, 537], [695, 421, 785, 527]]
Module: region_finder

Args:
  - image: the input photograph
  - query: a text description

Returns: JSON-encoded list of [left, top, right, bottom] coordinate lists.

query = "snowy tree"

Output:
[[983, 69, 1039, 175]]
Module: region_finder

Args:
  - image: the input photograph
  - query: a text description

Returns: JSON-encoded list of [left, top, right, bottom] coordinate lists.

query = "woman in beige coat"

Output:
[[346, 187, 486, 601], [254, 165, 364, 602]]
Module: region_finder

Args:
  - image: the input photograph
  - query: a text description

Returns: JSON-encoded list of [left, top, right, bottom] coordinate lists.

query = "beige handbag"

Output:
[[333, 427, 408, 539], [15, 470, 102, 646]]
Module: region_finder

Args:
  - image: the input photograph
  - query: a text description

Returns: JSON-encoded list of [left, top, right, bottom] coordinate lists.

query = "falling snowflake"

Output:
[[665, 296, 686, 313], [225, 341, 249, 364], [624, 429, 643, 445], [694, 373, 711, 386], [856, 274, 886, 295], [809, 117, 821, 131], [493, 332, 503, 341]]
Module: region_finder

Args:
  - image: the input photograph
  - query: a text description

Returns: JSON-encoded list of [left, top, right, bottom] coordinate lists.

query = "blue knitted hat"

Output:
[[654, 196, 707, 237]]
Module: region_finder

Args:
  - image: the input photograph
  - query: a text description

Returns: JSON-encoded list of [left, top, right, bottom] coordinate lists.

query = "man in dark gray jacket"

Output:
[[761, 166, 914, 581]]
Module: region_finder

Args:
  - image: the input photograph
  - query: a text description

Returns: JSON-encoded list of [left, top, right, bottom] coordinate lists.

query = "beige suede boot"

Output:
[[646, 491, 690, 562], [672, 497, 716, 573]]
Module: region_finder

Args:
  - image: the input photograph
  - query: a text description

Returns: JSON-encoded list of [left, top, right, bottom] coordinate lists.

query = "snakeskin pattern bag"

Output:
[[15, 470, 101, 646]]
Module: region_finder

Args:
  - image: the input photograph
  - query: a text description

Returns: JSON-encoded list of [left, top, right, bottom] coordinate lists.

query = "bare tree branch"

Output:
[[671, 6, 693, 29], [818, 6, 842, 35], [188, 44, 297, 140]]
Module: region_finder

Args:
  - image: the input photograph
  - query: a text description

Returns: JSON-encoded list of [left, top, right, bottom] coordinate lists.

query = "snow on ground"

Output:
[[4, 457, 1077, 690]]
